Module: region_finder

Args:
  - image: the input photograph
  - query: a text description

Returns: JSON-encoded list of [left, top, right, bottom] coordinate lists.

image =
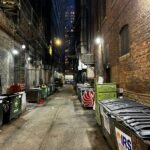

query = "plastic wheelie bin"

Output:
[[26, 88, 42, 103], [2, 93, 22, 123], [95, 83, 117, 125]]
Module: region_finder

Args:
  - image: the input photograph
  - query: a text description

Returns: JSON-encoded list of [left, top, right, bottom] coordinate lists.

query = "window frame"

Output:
[[119, 24, 129, 56]]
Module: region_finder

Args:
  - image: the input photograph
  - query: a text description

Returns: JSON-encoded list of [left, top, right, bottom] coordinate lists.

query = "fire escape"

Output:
[[0, 0, 49, 87]]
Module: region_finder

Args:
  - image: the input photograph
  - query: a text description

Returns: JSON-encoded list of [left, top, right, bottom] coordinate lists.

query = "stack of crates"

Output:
[[95, 83, 117, 125]]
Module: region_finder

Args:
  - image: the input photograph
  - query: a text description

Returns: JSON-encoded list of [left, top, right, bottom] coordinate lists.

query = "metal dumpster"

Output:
[[26, 88, 42, 103], [0, 96, 7, 126], [114, 115, 150, 150], [95, 83, 117, 125], [80, 87, 94, 108], [49, 84, 56, 94], [99, 98, 150, 150], [77, 84, 92, 102], [17, 91, 27, 112], [2, 93, 22, 123]]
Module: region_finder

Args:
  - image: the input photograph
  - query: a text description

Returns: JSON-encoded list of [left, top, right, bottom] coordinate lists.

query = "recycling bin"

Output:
[[0, 96, 7, 126], [2, 93, 22, 123], [99, 98, 150, 150], [26, 88, 42, 103], [95, 83, 117, 125]]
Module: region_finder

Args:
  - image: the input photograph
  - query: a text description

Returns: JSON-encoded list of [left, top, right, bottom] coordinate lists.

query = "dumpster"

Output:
[[77, 84, 93, 102], [2, 93, 22, 123], [99, 98, 150, 150], [26, 88, 42, 103], [114, 115, 150, 150], [80, 88, 94, 108], [47, 86, 50, 96], [49, 84, 56, 93], [95, 83, 117, 125], [17, 91, 27, 112], [0, 96, 7, 126], [99, 98, 145, 149], [41, 86, 48, 99]]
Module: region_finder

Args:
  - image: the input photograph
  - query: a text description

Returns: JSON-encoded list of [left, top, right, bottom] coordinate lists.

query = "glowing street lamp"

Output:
[[54, 38, 62, 46]]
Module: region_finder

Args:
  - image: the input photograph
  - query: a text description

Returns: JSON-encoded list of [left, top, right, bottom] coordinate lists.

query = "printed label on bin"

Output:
[[115, 127, 132, 150], [0, 100, 2, 103], [103, 112, 110, 134]]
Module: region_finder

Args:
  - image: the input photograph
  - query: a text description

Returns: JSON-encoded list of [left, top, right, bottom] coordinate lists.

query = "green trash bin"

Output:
[[41, 86, 48, 99], [2, 93, 22, 123], [95, 83, 117, 125]]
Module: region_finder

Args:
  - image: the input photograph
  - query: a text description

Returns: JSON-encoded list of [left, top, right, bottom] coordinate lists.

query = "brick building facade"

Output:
[[0, 0, 51, 93], [100, 0, 150, 104]]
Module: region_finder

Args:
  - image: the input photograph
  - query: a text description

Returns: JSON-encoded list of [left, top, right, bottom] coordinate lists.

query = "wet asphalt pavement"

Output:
[[0, 85, 110, 150]]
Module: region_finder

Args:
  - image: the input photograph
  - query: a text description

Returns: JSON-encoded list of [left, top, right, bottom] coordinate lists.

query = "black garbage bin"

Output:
[[2, 93, 22, 123], [99, 98, 150, 150], [26, 88, 42, 103], [0, 96, 7, 126]]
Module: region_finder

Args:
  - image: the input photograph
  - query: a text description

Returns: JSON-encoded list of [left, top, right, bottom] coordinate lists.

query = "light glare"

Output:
[[95, 37, 101, 45]]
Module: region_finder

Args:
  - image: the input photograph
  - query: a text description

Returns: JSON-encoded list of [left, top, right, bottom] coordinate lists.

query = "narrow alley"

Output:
[[0, 85, 110, 150]]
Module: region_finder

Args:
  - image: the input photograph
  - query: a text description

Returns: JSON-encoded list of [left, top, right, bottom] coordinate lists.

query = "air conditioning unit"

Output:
[[81, 54, 94, 65]]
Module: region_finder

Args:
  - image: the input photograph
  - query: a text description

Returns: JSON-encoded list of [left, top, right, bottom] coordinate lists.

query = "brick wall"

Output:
[[101, 0, 150, 104]]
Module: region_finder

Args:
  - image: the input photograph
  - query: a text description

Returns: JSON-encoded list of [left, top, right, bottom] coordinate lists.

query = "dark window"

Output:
[[120, 25, 129, 56], [101, 0, 106, 20]]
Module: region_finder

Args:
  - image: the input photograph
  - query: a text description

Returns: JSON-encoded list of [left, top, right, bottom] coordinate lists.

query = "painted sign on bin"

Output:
[[115, 127, 132, 150]]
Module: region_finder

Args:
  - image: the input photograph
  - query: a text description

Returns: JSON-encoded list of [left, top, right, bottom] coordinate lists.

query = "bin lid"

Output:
[[138, 130, 150, 139], [28, 88, 41, 91], [100, 98, 136, 104], [120, 115, 150, 120], [126, 118, 150, 124], [0, 96, 8, 99], [112, 106, 149, 114]]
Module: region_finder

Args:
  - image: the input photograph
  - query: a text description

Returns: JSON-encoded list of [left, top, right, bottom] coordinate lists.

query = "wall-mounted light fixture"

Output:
[[27, 57, 31, 61], [12, 49, 19, 55], [95, 36, 101, 45], [21, 44, 26, 50]]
